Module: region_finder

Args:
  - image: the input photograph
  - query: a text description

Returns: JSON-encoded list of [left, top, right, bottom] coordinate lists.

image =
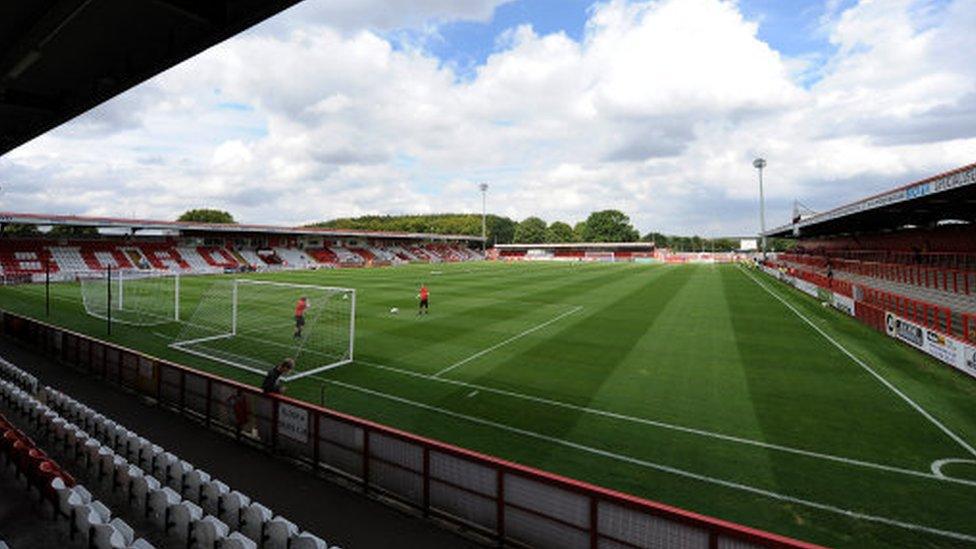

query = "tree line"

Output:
[[642, 233, 795, 252], [308, 210, 642, 245]]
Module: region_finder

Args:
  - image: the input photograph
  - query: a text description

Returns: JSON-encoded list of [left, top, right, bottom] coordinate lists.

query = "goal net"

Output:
[[170, 279, 355, 381], [81, 270, 180, 326]]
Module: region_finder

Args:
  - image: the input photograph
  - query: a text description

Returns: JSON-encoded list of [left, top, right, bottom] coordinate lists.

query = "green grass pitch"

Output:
[[2, 261, 976, 548]]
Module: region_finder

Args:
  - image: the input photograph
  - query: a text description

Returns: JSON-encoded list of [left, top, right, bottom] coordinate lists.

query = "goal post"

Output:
[[81, 270, 180, 327], [170, 278, 356, 380]]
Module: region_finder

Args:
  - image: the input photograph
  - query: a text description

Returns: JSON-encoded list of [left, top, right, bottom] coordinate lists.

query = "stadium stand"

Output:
[[0, 236, 484, 283], [387, 245, 419, 261], [273, 248, 315, 269], [305, 248, 339, 265], [768, 228, 976, 345], [327, 245, 365, 265], [0, 355, 339, 549], [0, 212, 485, 283], [493, 243, 659, 262], [762, 163, 976, 374]]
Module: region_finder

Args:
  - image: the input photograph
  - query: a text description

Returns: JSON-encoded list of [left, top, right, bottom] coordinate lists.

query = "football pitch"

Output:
[[2, 261, 976, 548]]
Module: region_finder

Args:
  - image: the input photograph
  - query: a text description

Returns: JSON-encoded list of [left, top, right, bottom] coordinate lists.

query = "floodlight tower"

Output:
[[479, 183, 489, 254], [753, 157, 767, 255]]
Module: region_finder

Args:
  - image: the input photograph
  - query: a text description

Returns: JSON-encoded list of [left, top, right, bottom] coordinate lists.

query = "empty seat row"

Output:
[[0, 357, 38, 394], [1, 239, 484, 279], [41, 386, 337, 549], [0, 386, 147, 549]]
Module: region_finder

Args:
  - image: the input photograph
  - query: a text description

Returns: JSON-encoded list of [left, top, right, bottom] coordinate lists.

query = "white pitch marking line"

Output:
[[432, 305, 584, 377], [466, 390, 479, 398], [740, 265, 976, 459], [356, 358, 976, 487], [317, 377, 976, 544], [930, 458, 976, 479]]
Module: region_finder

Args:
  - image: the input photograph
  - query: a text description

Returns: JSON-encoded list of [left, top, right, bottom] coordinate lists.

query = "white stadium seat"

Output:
[[91, 518, 135, 549], [201, 479, 229, 516], [264, 516, 299, 548], [290, 532, 330, 549], [183, 467, 212, 503], [166, 499, 203, 543], [152, 452, 178, 483], [218, 532, 258, 549], [239, 502, 273, 543], [218, 490, 250, 530], [147, 486, 181, 528], [166, 459, 193, 492], [192, 515, 230, 549]]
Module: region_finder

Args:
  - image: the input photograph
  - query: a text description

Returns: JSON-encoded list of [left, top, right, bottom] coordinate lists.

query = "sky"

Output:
[[1, 0, 974, 236]]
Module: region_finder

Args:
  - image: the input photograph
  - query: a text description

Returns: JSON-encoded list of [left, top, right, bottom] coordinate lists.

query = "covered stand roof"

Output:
[[765, 162, 976, 238], [0, 211, 484, 242], [0, 0, 305, 156]]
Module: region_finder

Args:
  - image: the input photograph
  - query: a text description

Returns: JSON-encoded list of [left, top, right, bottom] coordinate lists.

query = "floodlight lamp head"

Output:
[[753, 158, 766, 169], [479, 183, 489, 192]]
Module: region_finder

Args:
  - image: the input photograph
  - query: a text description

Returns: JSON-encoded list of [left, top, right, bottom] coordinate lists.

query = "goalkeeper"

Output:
[[293, 296, 309, 339], [417, 284, 429, 315]]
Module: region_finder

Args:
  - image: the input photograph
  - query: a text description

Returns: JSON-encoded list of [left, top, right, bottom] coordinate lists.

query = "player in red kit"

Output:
[[294, 296, 309, 339], [418, 284, 429, 315]]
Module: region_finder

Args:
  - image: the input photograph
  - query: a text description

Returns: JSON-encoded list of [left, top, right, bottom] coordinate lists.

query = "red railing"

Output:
[[770, 260, 976, 346], [780, 253, 975, 297], [859, 286, 954, 334], [0, 310, 823, 549], [790, 268, 853, 298]]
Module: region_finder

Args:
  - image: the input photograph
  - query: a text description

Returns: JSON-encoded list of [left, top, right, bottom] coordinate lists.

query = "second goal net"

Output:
[[170, 278, 355, 380], [81, 270, 180, 327]]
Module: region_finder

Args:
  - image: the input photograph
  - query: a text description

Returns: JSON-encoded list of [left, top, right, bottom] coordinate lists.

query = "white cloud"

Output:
[[2, 0, 975, 236]]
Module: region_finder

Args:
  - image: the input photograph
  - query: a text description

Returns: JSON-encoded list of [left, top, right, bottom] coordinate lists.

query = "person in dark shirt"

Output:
[[262, 358, 295, 394]]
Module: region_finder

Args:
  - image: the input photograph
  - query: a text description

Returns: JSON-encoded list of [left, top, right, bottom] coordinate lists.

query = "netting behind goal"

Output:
[[81, 270, 180, 327], [170, 278, 355, 380]]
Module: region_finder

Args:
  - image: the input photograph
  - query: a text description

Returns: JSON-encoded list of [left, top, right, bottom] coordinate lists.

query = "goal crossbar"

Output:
[[234, 279, 353, 292]]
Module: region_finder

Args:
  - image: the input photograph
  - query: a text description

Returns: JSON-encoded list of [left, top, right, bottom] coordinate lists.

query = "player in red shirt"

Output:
[[294, 296, 309, 339], [418, 284, 429, 315]]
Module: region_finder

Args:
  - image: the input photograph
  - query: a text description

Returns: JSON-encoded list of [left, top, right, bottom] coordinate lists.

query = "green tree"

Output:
[[513, 217, 547, 243], [308, 213, 516, 244], [641, 232, 669, 247], [545, 221, 575, 243], [177, 209, 236, 224], [1, 223, 40, 236], [581, 210, 639, 242], [573, 221, 588, 242], [486, 215, 516, 244], [768, 238, 797, 252], [714, 238, 738, 252], [48, 225, 99, 237]]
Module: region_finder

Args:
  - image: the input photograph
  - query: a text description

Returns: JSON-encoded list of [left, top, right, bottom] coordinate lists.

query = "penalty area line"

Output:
[[432, 305, 583, 378], [740, 265, 976, 459], [315, 376, 976, 544]]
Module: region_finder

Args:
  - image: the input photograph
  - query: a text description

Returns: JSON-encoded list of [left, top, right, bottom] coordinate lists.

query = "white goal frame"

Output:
[[81, 270, 181, 326], [170, 278, 356, 381]]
